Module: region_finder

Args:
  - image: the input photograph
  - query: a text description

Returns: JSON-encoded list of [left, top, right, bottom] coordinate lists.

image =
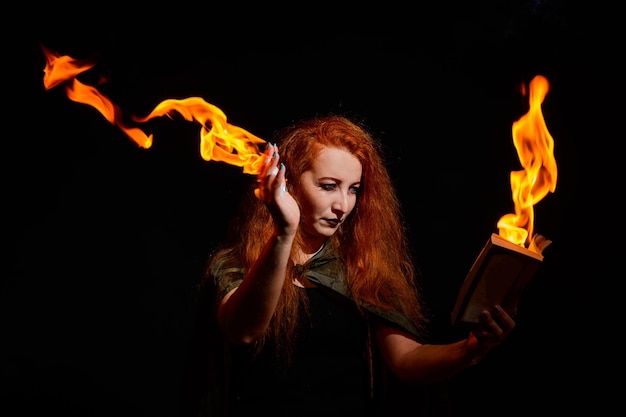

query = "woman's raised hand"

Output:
[[254, 143, 300, 236]]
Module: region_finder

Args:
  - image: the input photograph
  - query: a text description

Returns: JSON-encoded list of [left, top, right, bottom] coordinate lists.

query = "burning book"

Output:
[[452, 75, 557, 326], [451, 233, 551, 325]]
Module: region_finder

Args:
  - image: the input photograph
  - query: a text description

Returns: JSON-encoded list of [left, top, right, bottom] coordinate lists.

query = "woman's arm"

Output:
[[374, 306, 516, 384], [216, 143, 300, 345], [217, 232, 295, 345]]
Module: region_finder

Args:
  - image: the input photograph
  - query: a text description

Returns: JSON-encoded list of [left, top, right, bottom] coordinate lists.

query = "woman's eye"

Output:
[[320, 183, 336, 191], [350, 186, 360, 195]]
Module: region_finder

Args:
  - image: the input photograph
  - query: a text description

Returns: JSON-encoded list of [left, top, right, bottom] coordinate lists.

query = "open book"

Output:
[[451, 233, 548, 326]]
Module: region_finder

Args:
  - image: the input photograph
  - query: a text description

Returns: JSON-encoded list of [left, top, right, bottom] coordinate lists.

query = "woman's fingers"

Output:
[[255, 143, 281, 202], [472, 305, 516, 348], [491, 304, 516, 336]]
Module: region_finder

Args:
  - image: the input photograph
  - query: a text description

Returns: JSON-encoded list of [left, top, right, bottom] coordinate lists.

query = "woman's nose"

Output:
[[332, 192, 349, 213]]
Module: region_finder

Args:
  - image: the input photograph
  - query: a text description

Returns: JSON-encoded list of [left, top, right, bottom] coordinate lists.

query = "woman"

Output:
[[200, 115, 515, 416]]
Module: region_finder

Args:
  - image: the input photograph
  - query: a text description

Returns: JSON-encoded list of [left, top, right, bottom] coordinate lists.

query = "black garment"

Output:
[[227, 287, 371, 416], [203, 242, 429, 417], [215, 243, 421, 339]]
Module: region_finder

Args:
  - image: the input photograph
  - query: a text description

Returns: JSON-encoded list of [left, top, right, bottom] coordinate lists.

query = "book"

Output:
[[450, 233, 545, 326]]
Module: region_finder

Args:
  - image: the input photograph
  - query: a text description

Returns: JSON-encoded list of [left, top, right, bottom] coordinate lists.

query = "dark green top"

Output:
[[207, 242, 430, 416], [215, 241, 422, 340]]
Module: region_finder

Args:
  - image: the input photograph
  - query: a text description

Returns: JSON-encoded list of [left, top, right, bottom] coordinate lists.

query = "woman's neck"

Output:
[[293, 240, 326, 265]]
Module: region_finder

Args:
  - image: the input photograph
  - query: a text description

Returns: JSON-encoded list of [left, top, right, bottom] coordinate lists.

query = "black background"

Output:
[[4, 2, 621, 416]]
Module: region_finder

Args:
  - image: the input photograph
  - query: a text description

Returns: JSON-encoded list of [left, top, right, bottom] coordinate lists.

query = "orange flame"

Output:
[[132, 98, 266, 174], [497, 75, 557, 250], [41, 45, 265, 175]]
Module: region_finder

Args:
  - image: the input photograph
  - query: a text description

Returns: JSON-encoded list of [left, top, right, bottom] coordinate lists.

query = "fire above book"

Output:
[[450, 233, 548, 326]]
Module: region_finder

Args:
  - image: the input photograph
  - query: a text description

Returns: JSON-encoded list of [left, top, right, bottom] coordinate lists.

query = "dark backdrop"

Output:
[[4, 2, 620, 416]]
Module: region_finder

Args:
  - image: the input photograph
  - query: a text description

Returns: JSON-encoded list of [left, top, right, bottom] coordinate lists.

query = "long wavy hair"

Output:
[[204, 114, 429, 362]]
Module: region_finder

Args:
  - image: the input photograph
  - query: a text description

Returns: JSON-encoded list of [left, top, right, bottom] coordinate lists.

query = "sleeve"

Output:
[[214, 267, 246, 301]]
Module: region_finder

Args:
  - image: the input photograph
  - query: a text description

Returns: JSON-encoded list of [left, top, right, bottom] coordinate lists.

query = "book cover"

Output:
[[450, 233, 544, 326]]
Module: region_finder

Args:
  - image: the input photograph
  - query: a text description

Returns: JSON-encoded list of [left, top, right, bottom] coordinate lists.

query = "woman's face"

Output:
[[297, 146, 362, 245]]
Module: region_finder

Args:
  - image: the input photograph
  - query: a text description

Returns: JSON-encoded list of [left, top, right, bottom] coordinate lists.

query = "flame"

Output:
[[41, 45, 265, 175], [497, 75, 557, 250], [41, 45, 153, 149], [132, 98, 266, 174]]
